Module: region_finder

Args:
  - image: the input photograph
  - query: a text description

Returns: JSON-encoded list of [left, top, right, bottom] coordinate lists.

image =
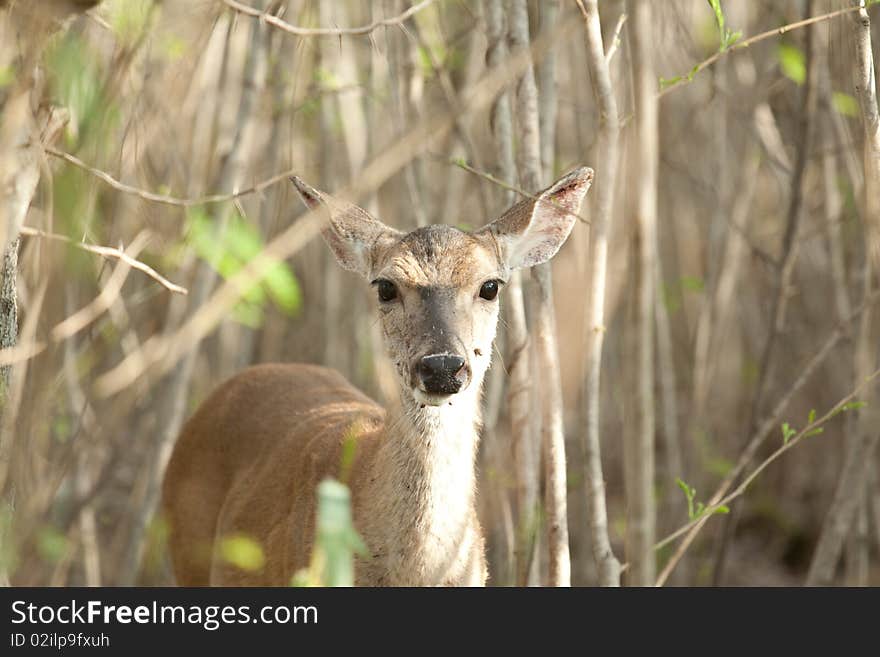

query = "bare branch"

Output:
[[49, 232, 151, 342], [657, 5, 867, 100], [18, 227, 187, 295], [449, 158, 590, 224], [604, 13, 627, 64], [653, 366, 880, 564], [222, 0, 436, 38], [655, 288, 880, 585], [45, 146, 297, 209]]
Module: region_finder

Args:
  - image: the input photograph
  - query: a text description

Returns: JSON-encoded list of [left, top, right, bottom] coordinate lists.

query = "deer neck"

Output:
[[361, 385, 482, 583]]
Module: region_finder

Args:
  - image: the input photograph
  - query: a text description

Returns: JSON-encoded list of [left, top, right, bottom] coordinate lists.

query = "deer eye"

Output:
[[375, 279, 398, 302], [479, 279, 500, 301]]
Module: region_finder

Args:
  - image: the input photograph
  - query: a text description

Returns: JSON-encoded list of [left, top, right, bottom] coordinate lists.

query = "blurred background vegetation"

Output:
[[0, 0, 879, 586]]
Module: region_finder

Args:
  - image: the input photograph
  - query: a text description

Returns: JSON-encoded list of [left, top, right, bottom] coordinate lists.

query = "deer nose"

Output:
[[418, 354, 467, 395]]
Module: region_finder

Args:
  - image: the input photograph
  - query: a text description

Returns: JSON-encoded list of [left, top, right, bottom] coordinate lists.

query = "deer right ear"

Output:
[[476, 167, 593, 270], [291, 176, 398, 279]]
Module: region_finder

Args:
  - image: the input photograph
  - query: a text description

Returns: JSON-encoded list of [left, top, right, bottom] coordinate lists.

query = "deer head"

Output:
[[291, 167, 593, 408]]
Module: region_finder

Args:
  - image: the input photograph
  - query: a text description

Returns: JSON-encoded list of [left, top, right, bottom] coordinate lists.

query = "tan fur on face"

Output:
[[370, 226, 504, 397], [372, 225, 503, 287]]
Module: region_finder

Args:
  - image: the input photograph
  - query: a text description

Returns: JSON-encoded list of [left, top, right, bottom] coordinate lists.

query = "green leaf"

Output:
[[161, 35, 186, 62], [46, 33, 115, 145], [0, 503, 18, 573], [314, 479, 368, 587], [103, 0, 154, 44], [661, 283, 681, 314], [660, 75, 683, 90], [707, 0, 741, 51], [778, 43, 806, 85], [339, 423, 361, 483], [314, 67, 343, 91], [0, 66, 13, 89], [676, 477, 698, 520], [724, 30, 742, 50], [714, 505, 730, 515], [832, 92, 859, 118], [807, 409, 816, 424], [263, 263, 302, 315], [829, 400, 867, 420], [804, 427, 825, 438], [708, 0, 726, 43], [707, 457, 734, 477], [37, 527, 69, 563], [680, 276, 705, 293], [781, 422, 797, 445], [220, 534, 266, 572], [188, 208, 302, 326]]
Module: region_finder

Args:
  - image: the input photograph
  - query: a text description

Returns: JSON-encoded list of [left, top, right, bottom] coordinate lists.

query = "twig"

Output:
[[450, 158, 590, 224], [50, 232, 151, 342], [657, 5, 868, 100], [654, 366, 880, 559], [222, 0, 436, 38], [18, 227, 187, 295], [605, 13, 626, 64], [45, 146, 296, 209], [654, 288, 880, 585]]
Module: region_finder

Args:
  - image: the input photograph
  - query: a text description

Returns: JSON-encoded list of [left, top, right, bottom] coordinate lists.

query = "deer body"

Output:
[[163, 363, 485, 585], [162, 168, 593, 586]]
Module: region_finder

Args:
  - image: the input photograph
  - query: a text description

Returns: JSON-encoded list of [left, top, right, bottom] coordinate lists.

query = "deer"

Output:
[[161, 166, 593, 586]]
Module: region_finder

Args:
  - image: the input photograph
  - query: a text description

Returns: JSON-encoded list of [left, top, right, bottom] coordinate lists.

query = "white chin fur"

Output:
[[412, 388, 453, 407]]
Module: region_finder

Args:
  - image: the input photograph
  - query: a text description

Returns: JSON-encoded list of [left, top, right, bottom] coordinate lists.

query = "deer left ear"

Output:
[[291, 176, 399, 279], [477, 167, 593, 270]]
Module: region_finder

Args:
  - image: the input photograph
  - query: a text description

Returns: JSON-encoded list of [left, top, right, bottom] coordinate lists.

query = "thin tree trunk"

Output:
[[62, 290, 101, 586], [0, 0, 100, 587], [845, 485, 870, 586], [713, 0, 820, 586], [690, 59, 731, 466], [627, 0, 658, 587], [804, 0, 879, 588], [509, 0, 571, 587], [0, 240, 19, 389], [484, 0, 525, 586], [577, 0, 622, 588], [321, 0, 372, 376], [853, 1, 880, 279], [537, 0, 559, 181], [484, 0, 537, 587], [386, 0, 427, 228], [533, 0, 569, 586], [807, 247, 878, 585]]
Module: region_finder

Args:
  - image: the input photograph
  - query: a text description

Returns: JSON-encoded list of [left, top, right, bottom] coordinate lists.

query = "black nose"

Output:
[[419, 354, 467, 394]]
